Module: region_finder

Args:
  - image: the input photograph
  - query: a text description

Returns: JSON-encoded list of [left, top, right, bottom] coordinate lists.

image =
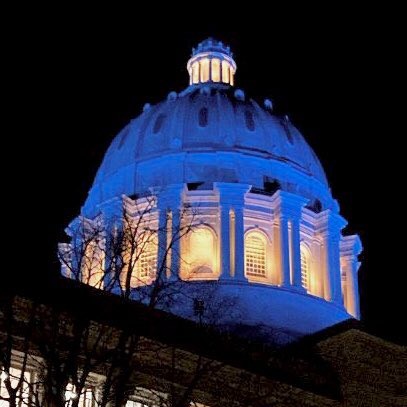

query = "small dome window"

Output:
[[281, 117, 294, 145], [244, 110, 255, 131], [198, 107, 208, 127], [118, 126, 131, 149], [153, 114, 166, 134], [285, 127, 294, 144]]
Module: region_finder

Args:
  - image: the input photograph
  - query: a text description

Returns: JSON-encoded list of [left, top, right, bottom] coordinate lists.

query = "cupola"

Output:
[[187, 38, 237, 86]]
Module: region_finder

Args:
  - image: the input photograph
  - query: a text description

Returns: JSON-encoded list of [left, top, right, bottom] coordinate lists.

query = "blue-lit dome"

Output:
[[62, 39, 362, 344], [83, 85, 328, 216]]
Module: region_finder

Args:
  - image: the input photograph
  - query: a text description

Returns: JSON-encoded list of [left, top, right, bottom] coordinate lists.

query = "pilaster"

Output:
[[340, 235, 363, 318], [215, 182, 251, 281], [157, 184, 186, 280], [317, 210, 347, 305], [272, 191, 308, 291]]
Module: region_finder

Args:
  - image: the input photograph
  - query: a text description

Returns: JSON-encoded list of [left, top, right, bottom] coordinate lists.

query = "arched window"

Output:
[[300, 245, 310, 291], [221, 60, 230, 83], [192, 62, 200, 84], [136, 235, 158, 280], [188, 227, 215, 275], [211, 58, 221, 82], [0, 366, 32, 405], [200, 58, 210, 82], [229, 68, 234, 86], [198, 107, 208, 127], [82, 239, 104, 288], [153, 114, 165, 134], [244, 110, 255, 131], [281, 119, 294, 145], [118, 125, 131, 149], [122, 234, 158, 288], [245, 231, 267, 277]]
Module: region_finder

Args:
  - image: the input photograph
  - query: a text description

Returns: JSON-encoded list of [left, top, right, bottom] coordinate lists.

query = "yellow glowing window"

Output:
[[229, 68, 234, 86], [136, 235, 158, 280], [245, 232, 266, 276], [211, 58, 221, 82], [221, 61, 229, 83], [121, 235, 158, 288], [192, 62, 199, 84], [189, 227, 214, 274], [126, 401, 149, 407], [200, 58, 210, 82], [300, 247, 310, 291], [1, 367, 31, 406], [78, 387, 96, 407], [66, 384, 97, 407], [82, 240, 104, 288]]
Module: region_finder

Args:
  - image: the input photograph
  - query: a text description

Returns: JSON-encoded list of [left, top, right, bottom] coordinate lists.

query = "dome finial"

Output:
[[187, 38, 237, 86]]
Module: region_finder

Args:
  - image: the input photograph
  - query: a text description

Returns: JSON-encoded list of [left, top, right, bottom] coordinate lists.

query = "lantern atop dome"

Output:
[[187, 38, 237, 86]]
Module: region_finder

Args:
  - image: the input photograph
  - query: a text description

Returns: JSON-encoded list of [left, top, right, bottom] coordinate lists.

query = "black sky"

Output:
[[9, 5, 405, 344]]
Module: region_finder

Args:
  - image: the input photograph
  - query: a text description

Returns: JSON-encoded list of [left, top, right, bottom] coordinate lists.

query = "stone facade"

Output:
[[1, 284, 406, 407]]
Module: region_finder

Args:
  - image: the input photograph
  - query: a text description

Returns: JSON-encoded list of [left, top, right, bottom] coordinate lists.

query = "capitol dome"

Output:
[[61, 38, 362, 343], [84, 84, 328, 216]]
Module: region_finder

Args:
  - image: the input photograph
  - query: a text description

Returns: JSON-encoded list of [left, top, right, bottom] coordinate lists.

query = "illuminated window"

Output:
[[198, 107, 208, 127], [200, 58, 210, 82], [122, 234, 158, 288], [82, 240, 104, 288], [66, 384, 97, 407], [153, 114, 165, 134], [245, 232, 267, 277], [211, 58, 221, 82], [79, 388, 95, 407], [244, 110, 255, 131], [1, 367, 31, 407], [137, 235, 158, 280], [300, 246, 310, 291], [229, 68, 234, 86], [189, 227, 215, 274], [192, 62, 199, 84], [126, 402, 148, 407], [221, 61, 230, 83]]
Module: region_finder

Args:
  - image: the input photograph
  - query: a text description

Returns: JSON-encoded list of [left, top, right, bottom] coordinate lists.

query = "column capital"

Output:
[[317, 209, 347, 236], [271, 190, 308, 219], [214, 182, 251, 206], [340, 235, 363, 258]]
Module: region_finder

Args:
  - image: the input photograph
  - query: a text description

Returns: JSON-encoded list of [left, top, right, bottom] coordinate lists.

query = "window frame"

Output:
[[244, 229, 271, 283]]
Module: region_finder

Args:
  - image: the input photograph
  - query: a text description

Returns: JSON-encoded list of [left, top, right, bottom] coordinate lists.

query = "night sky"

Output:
[[10, 6, 405, 344]]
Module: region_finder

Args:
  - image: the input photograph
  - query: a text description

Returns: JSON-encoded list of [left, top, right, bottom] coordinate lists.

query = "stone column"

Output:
[[170, 207, 181, 280], [98, 196, 124, 290], [279, 215, 291, 287], [156, 207, 168, 279], [219, 204, 232, 279], [317, 210, 347, 305], [157, 184, 186, 280], [215, 183, 251, 282], [291, 217, 303, 290], [340, 235, 363, 318], [233, 206, 246, 281], [272, 191, 307, 290]]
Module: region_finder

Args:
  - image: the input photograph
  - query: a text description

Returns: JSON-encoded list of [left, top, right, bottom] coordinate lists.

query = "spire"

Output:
[[187, 38, 237, 86]]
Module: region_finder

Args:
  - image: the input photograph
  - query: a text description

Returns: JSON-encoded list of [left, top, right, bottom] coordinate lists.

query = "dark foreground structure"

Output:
[[1, 279, 406, 407]]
